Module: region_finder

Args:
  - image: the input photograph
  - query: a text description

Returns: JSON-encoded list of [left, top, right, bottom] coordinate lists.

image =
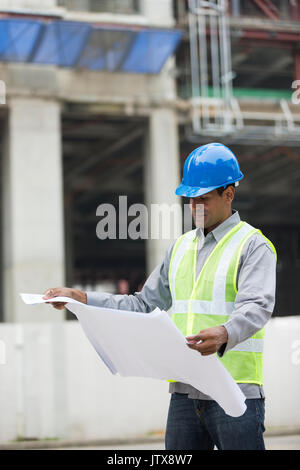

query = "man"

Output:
[[44, 143, 277, 450]]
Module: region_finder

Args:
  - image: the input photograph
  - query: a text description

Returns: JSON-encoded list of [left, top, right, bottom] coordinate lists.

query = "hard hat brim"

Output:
[[175, 175, 244, 198], [175, 183, 222, 198]]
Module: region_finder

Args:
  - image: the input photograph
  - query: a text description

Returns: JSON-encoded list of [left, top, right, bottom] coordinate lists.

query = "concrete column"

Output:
[[144, 108, 181, 275], [2, 97, 65, 322]]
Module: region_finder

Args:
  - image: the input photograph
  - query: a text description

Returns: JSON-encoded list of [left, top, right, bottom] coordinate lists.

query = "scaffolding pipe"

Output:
[[231, 0, 240, 16], [188, 0, 201, 133], [198, 10, 209, 127], [209, 12, 220, 99], [218, 0, 232, 131]]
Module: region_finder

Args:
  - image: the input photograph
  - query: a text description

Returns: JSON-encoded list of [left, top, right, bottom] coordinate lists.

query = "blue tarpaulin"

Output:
[[0, 18, 182, 74]]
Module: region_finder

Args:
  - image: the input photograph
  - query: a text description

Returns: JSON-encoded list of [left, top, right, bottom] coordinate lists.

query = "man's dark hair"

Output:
[[216, 183, 235, 196]]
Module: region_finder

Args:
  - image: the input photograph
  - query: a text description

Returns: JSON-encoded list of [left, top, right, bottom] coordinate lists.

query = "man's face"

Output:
[[189, 188, 234, 231]]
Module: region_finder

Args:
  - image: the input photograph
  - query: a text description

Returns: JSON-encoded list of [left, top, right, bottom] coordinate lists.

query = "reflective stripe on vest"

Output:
[[168, 221, 277, 385]]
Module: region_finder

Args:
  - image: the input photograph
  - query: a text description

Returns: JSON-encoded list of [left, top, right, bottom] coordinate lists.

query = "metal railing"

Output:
[[174, 0, 299, 22], [188, 0, 235, 135]]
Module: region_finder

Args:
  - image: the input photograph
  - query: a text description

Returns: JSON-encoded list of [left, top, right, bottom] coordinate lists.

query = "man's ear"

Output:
[[225, 186, 235, 203]]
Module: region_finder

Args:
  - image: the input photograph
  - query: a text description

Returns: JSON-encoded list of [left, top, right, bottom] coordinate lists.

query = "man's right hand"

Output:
[[43, 287, 87, 310]]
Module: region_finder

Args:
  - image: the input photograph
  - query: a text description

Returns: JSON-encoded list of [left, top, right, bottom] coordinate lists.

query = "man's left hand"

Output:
[[186, 326, 228, 356]]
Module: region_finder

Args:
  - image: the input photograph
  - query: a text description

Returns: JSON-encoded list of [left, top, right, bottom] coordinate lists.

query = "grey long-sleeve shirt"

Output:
[[86, 210, 277, 400]]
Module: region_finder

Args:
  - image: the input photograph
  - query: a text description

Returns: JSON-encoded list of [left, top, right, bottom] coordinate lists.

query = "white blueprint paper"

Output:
[[20, 293, 247, 417], [20, 293, 82, 305]]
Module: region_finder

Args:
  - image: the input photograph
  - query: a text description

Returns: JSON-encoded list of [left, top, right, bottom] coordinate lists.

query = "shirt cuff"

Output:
[[86, 291, 108, 307], [217, 321, 238, 357]]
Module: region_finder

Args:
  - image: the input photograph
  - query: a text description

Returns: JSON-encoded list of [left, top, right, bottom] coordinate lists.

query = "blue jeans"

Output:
[[165, 393, 266, 450]]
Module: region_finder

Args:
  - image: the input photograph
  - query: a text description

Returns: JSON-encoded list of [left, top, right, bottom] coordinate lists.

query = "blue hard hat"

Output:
[[175, 143, 244, 198]]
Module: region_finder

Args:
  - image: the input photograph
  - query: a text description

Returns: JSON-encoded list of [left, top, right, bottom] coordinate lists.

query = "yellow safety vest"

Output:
[[168, 221, 277, 385]]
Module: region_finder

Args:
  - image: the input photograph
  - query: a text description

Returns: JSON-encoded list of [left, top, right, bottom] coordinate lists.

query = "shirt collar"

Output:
[[196, 209, 241, 243]]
